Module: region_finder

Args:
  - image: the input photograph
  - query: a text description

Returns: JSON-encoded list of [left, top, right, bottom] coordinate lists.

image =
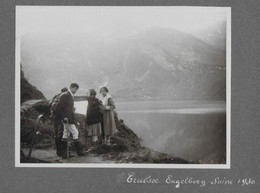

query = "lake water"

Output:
[[74, 100, 226, 163]]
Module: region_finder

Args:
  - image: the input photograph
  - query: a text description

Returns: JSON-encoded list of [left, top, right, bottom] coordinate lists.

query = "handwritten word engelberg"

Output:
[[165, 176, 206, 188]]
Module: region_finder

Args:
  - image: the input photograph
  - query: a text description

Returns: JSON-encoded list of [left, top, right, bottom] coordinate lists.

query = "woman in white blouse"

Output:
[[100, 87, 117, 145]]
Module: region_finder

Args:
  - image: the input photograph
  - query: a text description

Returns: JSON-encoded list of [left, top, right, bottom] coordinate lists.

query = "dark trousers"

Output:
[[53, 120, 65, 157]]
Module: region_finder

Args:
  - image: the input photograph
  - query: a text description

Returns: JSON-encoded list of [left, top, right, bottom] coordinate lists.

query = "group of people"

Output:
[[51, 83, 117, 159]]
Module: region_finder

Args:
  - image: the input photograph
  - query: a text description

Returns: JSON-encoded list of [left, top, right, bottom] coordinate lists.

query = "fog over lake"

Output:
[[75, 100, 226, 163]]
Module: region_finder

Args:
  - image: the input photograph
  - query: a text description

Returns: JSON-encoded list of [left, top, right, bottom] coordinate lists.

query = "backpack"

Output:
[[49, 93, 64, 118]]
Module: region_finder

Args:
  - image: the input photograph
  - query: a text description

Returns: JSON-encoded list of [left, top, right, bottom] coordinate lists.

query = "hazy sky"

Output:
[[16, 6, 228, 38]]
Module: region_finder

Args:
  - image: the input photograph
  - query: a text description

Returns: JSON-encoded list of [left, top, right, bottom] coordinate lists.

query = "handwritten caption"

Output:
[[124, 172, 256, 188]]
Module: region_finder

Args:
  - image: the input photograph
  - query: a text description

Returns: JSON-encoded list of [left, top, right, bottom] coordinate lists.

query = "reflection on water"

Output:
[[74, 100, 226, 163], [118, 107, 225, 114], [75, 100, 88, 115]]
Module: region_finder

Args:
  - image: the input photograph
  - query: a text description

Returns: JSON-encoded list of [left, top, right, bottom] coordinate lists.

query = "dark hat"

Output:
[[61, 87, 68, 92]]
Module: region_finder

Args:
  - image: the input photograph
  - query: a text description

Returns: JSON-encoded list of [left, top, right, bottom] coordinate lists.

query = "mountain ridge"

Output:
[[21, 27, 226, 100]]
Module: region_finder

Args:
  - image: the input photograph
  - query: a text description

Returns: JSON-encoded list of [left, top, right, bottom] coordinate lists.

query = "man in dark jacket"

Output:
[[56, 83, 84, 158]]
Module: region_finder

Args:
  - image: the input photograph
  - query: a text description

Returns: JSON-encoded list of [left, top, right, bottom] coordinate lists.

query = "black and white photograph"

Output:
[[15, 6, 231, 168]]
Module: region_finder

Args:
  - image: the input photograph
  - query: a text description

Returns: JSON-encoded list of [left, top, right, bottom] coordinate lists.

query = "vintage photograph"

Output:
[[16, 6, 230, 167]]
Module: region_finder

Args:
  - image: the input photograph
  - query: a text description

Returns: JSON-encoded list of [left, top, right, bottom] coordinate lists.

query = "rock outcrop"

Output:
[[21, 65, 46, 103]]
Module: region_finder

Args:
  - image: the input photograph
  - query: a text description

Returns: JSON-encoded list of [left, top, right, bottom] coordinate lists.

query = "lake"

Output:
[[74, 100, 226, 164]]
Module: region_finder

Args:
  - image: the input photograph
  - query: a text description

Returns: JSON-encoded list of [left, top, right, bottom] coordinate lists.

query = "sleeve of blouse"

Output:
[[108, 98, 116, 109]]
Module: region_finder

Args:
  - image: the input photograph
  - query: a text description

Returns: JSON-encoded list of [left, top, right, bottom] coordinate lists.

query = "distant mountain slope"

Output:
[[21, 65, 46, 103], [21, 27, 226, 100], [193, 20, 226, 52]]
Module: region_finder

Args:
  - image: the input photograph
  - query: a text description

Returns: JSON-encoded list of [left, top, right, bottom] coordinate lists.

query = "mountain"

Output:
[[21, 65, 46, 103], [20, 27, 226, 101], [193, 20, 226, 52]]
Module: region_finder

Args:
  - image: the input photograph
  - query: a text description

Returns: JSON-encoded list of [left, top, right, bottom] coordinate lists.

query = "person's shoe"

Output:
[[56, 149, 62, 157], [61, 155, 75, 159], [61, 152, 76, 159], [74, 141, 85, 156]]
